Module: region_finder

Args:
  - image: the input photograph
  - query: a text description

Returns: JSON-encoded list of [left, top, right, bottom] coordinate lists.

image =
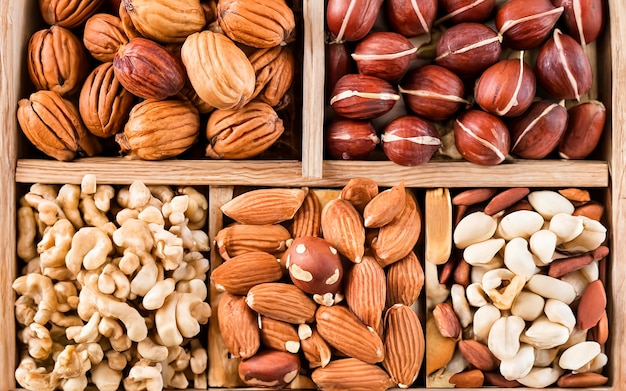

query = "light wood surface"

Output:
[[1, 0, 625, 389]]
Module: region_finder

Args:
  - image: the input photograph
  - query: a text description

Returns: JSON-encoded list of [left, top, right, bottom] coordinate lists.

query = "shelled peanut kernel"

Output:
[[427, 187, 609, 388]]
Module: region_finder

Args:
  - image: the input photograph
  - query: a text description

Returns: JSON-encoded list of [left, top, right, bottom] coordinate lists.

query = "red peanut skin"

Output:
[[326, 0, 384, 42]]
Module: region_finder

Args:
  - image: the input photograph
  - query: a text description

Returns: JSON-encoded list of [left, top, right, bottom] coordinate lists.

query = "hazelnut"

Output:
[[326, 0, 384, 42], [535, 28, 593, 101], [454, 109, 510, 165], [386, 0, 438, 37], [381, 115, 441, 166], [438, 0, 496, 24], [435, 22, 503, 77], [326, 42, 354, 98], [325, 119, 380, 160], [552, 0, 605, 46], [558, 100, 606, 159], [474, 55, 536, 117], [399, 64, 469, 121], [284, 236, 344, 305], [330, 74, 401, 119], [352, 32, 417, 82], [510, 100, 568, 159], [495, 0, 564, 49]]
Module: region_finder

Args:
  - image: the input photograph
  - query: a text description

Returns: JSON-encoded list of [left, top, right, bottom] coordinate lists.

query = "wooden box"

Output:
[[1, 0, 625, 390]]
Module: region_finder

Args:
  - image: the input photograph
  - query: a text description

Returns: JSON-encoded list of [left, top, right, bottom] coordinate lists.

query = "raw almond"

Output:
[[484, 187, 530, 215], [221, 188, 308, 225], [345, 255, 386, 330], [452, 188, 497, 206], [558, 188, 591, 204], [300, 326, 332, 368], [383, 304, 425, 388], [457, 339, 499, 371], [340, 177, 379, 212], [573, 201, 604, 220], [211, 251, 282, 294], [385, 251, 424, 307], [432, 302, 461, 339], [449, 369, 485, 388], [259, 316, 300, 354], [316, 305, 385, 364], [214, 223, 291, 260], [217, 292, 260, 359], [372, 191, 422, 267], [311, 358, 395, 391], [556, 372, 608, 387], [483, 371, 522, 387], [363, 180, 405, 228], [246, 283, 317, 324], [321, 198, 365, 263], [291, 190, 322, 237], [577, 279, 606, 330]]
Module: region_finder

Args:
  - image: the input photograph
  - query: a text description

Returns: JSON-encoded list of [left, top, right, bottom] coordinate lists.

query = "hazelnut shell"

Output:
[[381, 115, 441, 166], [326, 119, 380, 160], [454, 109, 510, 165], [510, 101, 568, 159]]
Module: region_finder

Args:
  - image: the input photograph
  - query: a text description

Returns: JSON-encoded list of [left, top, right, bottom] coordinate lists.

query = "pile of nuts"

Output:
[[211, 178, 425, 389], [427, 187, 610, 388], [324, 0, 607, 165], [17, 0, 298, 161], [13, 175, 211, 391]]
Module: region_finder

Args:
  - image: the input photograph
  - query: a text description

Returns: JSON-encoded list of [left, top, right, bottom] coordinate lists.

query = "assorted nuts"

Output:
[[324, 0, 607, 165]]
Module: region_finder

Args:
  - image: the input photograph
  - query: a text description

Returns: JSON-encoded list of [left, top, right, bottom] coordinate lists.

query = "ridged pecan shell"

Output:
[[17, 90, 102, 161], [113, 37, 186, 100], [39, 0, 105, 28], [79, 62, 135, 138], [122, 0, 206, 43], [249, 46, 295, 107], [205, 101, 284, 159], [83, 13, 129, 62], [27, 25, 90, 96], [116, 99, 199, 160], [217, 0, 296, 48]]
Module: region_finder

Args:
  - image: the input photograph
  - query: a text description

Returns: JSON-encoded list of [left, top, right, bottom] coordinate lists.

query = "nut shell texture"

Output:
[[454, 110, 510, 165], [181, 30, 255, 110], [327, 0, 384, 42], [511, 101, 568, 159], [352, 31, 417, 82], [386, 0, 438, 37], [123, 0, 206, 43], [330, 74, 400, 119], [382, 115, 441, 166], [495, 0, 564, 49], [40, 0, 105, 28]]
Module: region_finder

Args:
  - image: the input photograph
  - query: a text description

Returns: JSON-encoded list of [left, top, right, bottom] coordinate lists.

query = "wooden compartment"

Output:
[[1, 0, 625, 390]]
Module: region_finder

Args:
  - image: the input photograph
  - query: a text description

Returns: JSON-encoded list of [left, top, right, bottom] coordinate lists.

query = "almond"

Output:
[[214, 223, 291, 260], [449, 369, 485, 388], [573, 201, 605, 220], [312, 358, 394, 390], [558, 188, 591, 204], [483, 371, 522, 387], [246, 283, 317, 324], [211, 251, 282, 294], [291, 190, 322, 237], [316, 305, 385, 364], [340, 177, 379, 212], [577, 279, 606, 330], [383, 304, 425, 388], [484, 187, 530, 215], [300, 326, 332, 369], [363, 180, 406, 228], [385, 251, 424, 307], [217, 293, 260, 359], [591, 310, 609, 344], [452, 188, 497, 206], [221, 188, 308, 225], [432, 302, 461, 339], [259, 316, 300, 354], [321, 198, 365, 263], [372, 191, 421, 267], [457, 339, 500, 371], [556, 372, 608, 387], [345, 255, 386, 330]]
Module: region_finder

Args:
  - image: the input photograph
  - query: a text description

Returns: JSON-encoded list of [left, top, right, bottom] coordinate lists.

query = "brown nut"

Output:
[[383, 304, 425, 388], [284, 236, 343, 303], [438, 0, 496, 24], [326, 0, 384, 42], [326, 42, 355, 97], [457, 339, 500, 371], [211, 251, 283, 295], [495, 0, 564, 49], [556, 372, 609, 387], [27, 25, 90, 97], [340, 178, 379, 212], [558, 100, 606, 159], [113, 37, 185, 100], [386, 0, 438, 37], [510, 100, 568, 159], [249, 46, 295, 107], [325, 119, 380, 160], [435, 22, 502, 77], [218, 0, 295, 48], [474, 56, 536, 117], [17, 90, 102, 161], [552, 0, 605, 46], [312, 358, 394, 390], [449, 369, 485, 388], [399, 64, 469, 121], [432, 302, 461, 339], [238, 350, 300, 388], [577, 279, 606, 330], [79, 62, 135, 139], [381, 115, 441, 166], [116, 99, 199, 160], [484, 187, 530, 216], [39, 0, 104, 28], [218, 292, 260, 359], [344, 255, 387, 330], [321, 198, 365, 263], [205, 100, 284, 159], [83, 13, 129, 62], [535, 28, 593, 101], [454, 110, 510, 165], [352, 32, 417, 82], [330, 74, 401, 119]]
